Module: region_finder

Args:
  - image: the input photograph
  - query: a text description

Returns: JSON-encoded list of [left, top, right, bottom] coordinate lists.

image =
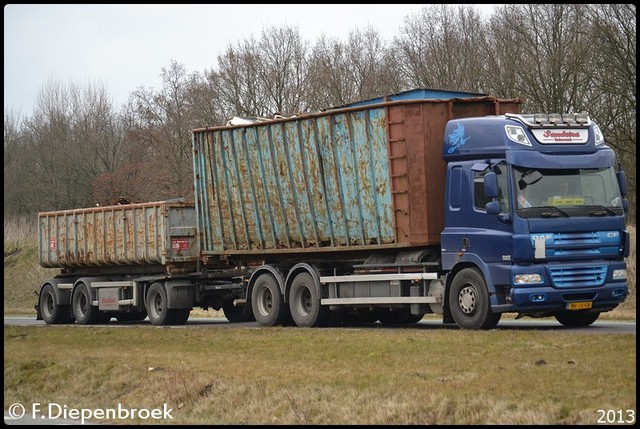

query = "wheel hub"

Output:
[[458, 286, 477, 314]]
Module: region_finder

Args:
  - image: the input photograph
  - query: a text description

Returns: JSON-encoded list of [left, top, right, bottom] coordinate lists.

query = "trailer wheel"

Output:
[[554, 311, 600, 327], [449, 268, 501, 330], [289, 272, 330, 327], [72, 282, 103, 325], [39, 284, 73, 324], [251, 273, 289, 326], [146, 282, 176, 326]]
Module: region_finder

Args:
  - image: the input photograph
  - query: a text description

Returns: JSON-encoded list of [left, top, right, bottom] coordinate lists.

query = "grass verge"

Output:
[[4, 325, 636, 425]]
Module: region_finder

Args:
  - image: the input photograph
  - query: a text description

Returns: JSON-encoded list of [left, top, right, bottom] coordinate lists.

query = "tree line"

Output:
[[4, 4, 636, 222]]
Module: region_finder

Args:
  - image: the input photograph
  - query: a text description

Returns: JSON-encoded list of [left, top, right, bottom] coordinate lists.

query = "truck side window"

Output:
[[474, 162, 509, 213]]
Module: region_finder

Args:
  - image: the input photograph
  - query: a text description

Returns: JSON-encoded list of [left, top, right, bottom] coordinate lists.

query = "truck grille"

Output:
[[548, 265, 607, 288], [531, 231, 622, 258]]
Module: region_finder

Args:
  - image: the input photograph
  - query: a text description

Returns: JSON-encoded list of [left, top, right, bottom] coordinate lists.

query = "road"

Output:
[[3, 316, 636, 334]]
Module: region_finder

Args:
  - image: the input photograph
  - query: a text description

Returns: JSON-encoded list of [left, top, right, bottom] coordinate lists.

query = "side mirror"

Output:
[[484, 172, 498, 199]]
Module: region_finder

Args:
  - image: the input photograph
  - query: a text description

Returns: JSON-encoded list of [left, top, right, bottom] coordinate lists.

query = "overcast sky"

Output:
[[4, 4, 499, 116]]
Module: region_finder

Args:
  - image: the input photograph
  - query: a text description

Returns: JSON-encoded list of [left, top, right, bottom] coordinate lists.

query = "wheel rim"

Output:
[[75, 289, 89, 319], [149, 290, 165, 320], [294, 286, 312, 317], [458, 285, 477, 315], [256, 285, 273, 317]]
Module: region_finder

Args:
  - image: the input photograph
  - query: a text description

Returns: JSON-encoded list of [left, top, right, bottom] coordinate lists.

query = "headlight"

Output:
[[612, 269, 627, 280], [514, 274, 543, 284]]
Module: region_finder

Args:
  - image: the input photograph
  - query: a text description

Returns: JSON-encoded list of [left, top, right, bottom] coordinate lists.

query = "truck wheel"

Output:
[[223, 303, 254, 323], [39, 284, 73, 324], [289, 272, 330, 327], [449, 268, 501, 330], [72, 282, 103, 325], [146, 282, 176, 326], [554, 311, 600, 327], [251, 273, 290, 326]]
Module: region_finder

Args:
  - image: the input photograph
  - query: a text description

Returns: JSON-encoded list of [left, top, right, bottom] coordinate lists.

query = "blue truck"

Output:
[[36, 89, 630, 329]]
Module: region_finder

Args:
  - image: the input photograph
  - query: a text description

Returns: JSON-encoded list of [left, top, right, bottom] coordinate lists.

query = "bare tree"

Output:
[[257, 25, 311, 114], [308, 26, 402, 109], [585, 4, 636, 220], [215, 37, 267, 118], [4, 109, 28, 216], [486, 5, 594, 113], [128, 60, 197, 201], [394, 4, 488, 92]]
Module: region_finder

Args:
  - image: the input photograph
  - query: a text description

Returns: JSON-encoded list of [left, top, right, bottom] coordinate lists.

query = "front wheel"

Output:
[[554, 311, 600, 327], [449, 268, 501, 330]]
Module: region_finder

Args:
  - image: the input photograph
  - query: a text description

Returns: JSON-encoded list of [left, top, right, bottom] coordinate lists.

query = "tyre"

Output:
[[288, 272, 330, 327], [449, 268, 501, 330], [223, 303, 254, 323], [554, 311, 600, 327], [251, 273, 290, 326], [39, 284, 73, 324], [146, 282, 175, 326], [72, 282, 103, 325]]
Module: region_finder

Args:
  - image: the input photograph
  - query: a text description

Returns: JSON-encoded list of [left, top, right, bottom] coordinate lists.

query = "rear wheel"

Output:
[[554, 311, 600, 327], [251, 273, 289, 326], [289, 272, 330, 327], [449, 268, 501, 330], [72, 282, 104, 325], [146, 282, 178, 326], [39, 284, 73, 324]]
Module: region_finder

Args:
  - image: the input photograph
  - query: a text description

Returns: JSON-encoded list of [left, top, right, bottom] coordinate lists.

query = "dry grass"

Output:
[[3, 325, 636, 425]]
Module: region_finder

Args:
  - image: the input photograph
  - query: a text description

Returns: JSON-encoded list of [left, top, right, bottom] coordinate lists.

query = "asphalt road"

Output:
[[3, 316, 636, 334]]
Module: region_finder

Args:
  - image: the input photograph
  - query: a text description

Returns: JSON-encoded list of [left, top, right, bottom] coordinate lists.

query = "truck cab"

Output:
[[441, 112, 629, 328]]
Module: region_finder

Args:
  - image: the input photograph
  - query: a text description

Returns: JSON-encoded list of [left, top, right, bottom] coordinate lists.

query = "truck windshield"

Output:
[[513, 166, 623, 215]]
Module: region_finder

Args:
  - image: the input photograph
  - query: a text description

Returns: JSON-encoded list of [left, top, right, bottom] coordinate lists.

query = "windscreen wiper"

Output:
[[535, 206, 570, 217], [583, 205, 617, 216]]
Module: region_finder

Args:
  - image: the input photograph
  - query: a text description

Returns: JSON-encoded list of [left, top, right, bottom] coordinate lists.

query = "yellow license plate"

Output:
[[567, 301, 592, 310]]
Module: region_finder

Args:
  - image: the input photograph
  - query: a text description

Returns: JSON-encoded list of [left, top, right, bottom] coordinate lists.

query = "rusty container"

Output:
[[192, 90, 520, 258], [38, 200, 198, 272]]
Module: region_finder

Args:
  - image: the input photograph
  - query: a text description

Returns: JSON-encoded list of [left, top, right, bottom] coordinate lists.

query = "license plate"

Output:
[[567, 301, 592, 310]]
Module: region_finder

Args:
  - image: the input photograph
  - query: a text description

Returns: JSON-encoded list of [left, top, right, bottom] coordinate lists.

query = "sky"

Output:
[[4, 4, 499, 116]]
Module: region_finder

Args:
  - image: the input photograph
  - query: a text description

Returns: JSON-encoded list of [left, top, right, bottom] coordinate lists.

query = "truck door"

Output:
[[468, 161, 513, 285]]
